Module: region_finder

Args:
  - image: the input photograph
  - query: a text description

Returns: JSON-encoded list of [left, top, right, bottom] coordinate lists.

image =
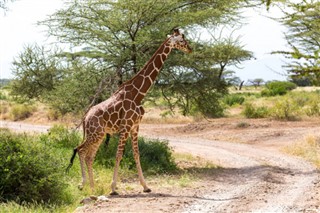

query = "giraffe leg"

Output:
[[110, 132, 129, 195], [85, 137, 103, 190], [85, 153, 95, 189], [131, 128, 151, 193], [78, 149, 87, 190]]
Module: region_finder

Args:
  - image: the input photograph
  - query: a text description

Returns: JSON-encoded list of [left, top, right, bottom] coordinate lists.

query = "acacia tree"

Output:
[[11, 44, 118, 113], [12, 0, 254, 117], [273, 0, 320, 85], [40, 0, 241, 83]]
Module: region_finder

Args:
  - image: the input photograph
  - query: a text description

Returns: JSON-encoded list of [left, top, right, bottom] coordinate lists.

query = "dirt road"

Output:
[[1, 119, 320, 212]]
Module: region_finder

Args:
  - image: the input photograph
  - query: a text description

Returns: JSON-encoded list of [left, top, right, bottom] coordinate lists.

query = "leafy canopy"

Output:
[[273, 0, 320, 85]]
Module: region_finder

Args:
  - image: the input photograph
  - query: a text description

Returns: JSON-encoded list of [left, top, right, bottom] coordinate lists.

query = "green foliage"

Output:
[[224, 94, 245, 106], [0, 90, 7, 100], [305, 100, 320, 116], [11, 45, 117, 115], [0, 125, 179, 211], [261, 81, 297, 96], [273, 0, 320, 85], [11, 44, 62, 101], [95, 136, 177, 175], [40, 125, 81, 149], [270, 97, 299, 120], [243, 103, 269, 118], [0, 129, 68, 205], [9, 104, 36, 121]]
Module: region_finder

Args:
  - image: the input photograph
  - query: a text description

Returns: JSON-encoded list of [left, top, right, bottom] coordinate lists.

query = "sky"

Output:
[[0, 0, 289, 82]]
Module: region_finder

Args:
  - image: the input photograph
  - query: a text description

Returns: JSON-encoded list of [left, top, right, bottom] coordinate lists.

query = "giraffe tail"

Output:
[[66, 147, 78, 174], [104, 133, 111, 149]]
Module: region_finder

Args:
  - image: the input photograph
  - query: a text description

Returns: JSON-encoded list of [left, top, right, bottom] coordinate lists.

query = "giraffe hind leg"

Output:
[[131, 129, 151, 193], [84, 137, 104, 190], [78, 148, 87, 190]]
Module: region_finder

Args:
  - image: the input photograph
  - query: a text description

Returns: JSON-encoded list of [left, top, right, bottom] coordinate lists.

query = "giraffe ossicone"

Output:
[[67, 28, 192, 195]]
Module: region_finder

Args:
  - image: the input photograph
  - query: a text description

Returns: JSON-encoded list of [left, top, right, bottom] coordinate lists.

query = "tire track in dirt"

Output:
[[139, 129, 320, 212]]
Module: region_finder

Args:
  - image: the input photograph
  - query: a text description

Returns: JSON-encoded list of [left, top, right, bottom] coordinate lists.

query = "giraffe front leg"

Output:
[[131, 128, 151, 193], [110, 133, 128, 195]]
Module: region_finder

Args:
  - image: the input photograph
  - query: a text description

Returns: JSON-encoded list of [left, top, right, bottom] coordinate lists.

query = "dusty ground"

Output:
[[1, 118, 320, 212]]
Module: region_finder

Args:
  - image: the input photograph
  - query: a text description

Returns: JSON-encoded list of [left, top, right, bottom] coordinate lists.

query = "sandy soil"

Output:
[[1, 118, 320, 212]]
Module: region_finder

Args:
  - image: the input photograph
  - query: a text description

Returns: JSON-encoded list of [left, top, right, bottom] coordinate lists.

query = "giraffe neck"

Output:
[[120, 37, 173, 104]]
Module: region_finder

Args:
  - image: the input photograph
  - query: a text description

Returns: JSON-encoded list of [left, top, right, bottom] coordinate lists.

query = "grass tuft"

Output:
[[283, 135, 320, 168]]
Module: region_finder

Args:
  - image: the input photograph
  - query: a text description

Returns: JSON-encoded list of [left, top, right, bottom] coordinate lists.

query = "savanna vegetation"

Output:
[[0, 126, 218, 212], [1, 0, 320, 211]]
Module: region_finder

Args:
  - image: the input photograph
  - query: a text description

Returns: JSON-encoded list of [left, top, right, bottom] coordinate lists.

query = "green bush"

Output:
[[261, 81, 297, 97], [194, 92, 225, 118], [224, 94, 245, 106], [95, 136, 177, 175], [271, 98, 299, 120], [10, 104, 36, 121], [304, 100, 320, 116], [0, 91, 7, 100], [243, 103, 269, 118], [41, 125, 81, 149], [0, 129, 68, 204]]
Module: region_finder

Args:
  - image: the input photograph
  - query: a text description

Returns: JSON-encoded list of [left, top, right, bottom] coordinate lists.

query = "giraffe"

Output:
[[67, 29, 192, 195]]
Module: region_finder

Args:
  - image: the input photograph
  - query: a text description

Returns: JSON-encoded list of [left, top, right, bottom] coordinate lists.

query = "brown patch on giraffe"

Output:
[[98, 116, 105, 127], [154, 55, 163, 69], [161, 53, 167, 61], [95, 108, 104, 117], [149, 70, 158, 80], [134, 93, 144, 103], [109, 113, 118, 124], [163, 46, 170, 54], [102, 111, 110, 121]]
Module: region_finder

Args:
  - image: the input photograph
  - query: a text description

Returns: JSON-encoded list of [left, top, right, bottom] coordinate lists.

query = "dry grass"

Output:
[[284, 135, 320, 168], [142, 107, 196, 124]]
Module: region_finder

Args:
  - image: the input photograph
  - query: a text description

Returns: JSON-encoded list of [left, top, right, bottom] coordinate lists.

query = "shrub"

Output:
[[0, 129, 67, 204], [284, 135, 320, 167], [224, 94, 245, 106], [305, 100, 320, 117], [10, 104, 36, 121], [0, 91, 7, 100], [95, 136, 177, 175], [194, 92, 225, 118], [261, 81, 297, 96], [243, 103, 269, 118], [41, 125, 81, 149], [271, 98, 299, 120], [47, 109, 62, 120], [0, 101, 9, 114]]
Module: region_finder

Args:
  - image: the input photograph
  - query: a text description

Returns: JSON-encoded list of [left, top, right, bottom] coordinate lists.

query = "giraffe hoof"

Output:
[[143, 188, 152, 193], [110, 191, 119, 196]]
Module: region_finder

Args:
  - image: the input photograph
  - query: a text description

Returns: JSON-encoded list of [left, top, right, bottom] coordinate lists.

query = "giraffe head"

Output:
[[168, 29, 192, 53]]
